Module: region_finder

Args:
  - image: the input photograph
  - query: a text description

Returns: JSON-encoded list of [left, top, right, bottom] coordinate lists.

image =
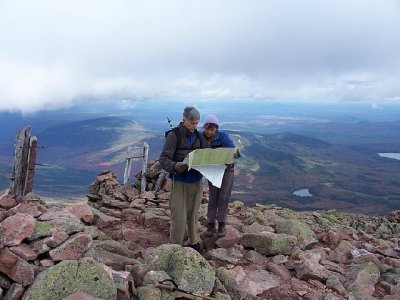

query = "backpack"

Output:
[[165, 127, 182, 147], [165, 127, 203, 149]]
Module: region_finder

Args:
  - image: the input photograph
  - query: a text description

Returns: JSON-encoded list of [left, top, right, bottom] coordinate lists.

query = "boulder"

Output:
[[0, 213, 36, 246], [215, 226, 241, 248], [145, 244, 215, 296], [63, 203, 94, 224], [275, 219, 318, 249], [22, 258, 117, 300], [0, 247, 34, 286], [345, 262, 380, 296], [328, 240, 356, 263], [0, 194, 17, 209], [29, 218, 83, 241], [217, 266, 280, 298], [10, 244, 38, 261], [49, 233, 93, 261], [10, 203, 42, 217], [3, 283, 25, 300], [241, 232, 297, 256]]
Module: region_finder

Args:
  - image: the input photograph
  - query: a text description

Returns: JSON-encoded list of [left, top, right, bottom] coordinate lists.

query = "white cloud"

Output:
[[0, 0, 400, 113]]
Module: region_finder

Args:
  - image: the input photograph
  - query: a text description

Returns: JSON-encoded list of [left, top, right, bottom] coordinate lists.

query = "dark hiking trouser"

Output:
[[169, 180, 203, 245], [207, 167, 234, 223]]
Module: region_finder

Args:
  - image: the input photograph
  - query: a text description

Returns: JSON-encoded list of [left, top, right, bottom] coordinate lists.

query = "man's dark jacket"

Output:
[[159, 122, 208, 173]]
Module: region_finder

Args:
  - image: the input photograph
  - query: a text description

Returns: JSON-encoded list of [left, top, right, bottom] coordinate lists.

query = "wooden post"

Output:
[[123, 147, 133, 184], [10, 126, 31, 196], [140, 142, 149, 193], [24, 136, 38, 194]]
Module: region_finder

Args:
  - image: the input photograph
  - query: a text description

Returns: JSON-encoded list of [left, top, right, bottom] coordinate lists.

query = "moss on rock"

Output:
[[22, 258, 117, 300], [275, 219, 317, 249], [241, 232, 297, 256], [30, 219, 83, 241], [145, 244, 215, 296]]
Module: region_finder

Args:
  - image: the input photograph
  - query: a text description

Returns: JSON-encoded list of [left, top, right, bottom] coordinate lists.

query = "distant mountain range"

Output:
[[1, 115, 399, 215]]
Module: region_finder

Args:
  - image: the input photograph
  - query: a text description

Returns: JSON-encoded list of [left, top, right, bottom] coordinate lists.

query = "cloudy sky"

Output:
[[1, 0, 400, 113]]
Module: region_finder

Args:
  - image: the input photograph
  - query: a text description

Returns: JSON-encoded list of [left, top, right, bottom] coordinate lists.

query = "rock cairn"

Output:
[[0, 163, 400, 299]]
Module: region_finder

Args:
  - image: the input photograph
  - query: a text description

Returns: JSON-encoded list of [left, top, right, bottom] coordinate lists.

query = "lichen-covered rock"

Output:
[[209, 248, 241, 265], [216, 266, 277, 299], [136, 286, 162, 300], [49, 232, 93, 261], [275, 219, 318, 249], [84, 247, 138, 270], [345, 262, 380, 296], [145, 244, 181, 271], [145, 244, 215, 296], [29, 218, 83, 241], [142, 270, 170, 285], [241, 222, 274, 234], [22, 258, 117, 300], [3, 283, 25, 300], [241, 232, 297, 256], [326, 273, 347, 296], [328, 240, 356, 263], [110, 269, 135, 300]]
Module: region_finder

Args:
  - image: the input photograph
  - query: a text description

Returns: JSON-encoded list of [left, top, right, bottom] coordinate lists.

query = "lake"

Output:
[[378, 153, 400, 161], [293, 188, 313, 197]]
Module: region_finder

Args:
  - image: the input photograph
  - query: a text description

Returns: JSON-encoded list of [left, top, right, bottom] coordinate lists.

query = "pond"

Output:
[[378, 153, 400, 161], [293, 188, 313, 197]]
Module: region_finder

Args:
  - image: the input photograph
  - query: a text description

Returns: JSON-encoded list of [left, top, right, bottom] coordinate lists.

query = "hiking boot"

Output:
[[217, 222, 226, 237], [188, 242, 204, 253], [205, 223, 216, 237]]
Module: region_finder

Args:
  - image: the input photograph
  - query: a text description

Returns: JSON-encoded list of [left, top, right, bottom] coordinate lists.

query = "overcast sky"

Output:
[[1, 0, 400, 113]]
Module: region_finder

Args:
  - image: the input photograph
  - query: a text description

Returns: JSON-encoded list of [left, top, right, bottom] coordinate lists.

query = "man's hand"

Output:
[[174, 162, 188, 173]]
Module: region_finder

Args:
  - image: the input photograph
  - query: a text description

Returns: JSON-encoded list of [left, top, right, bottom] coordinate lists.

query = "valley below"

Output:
[[1, 105, 400, 215]]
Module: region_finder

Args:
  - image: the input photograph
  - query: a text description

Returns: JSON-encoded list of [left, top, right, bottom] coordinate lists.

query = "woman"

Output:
[[202, 114, 239, 237]]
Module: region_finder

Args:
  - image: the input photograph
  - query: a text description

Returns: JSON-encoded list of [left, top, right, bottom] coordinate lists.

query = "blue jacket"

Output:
[[209, 130, 235, 149], [206, 130, 240, 169]]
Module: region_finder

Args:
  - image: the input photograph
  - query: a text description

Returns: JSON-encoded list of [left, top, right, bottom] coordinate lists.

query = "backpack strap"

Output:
[[170, 127, 202, 149], [172, 127, 181, 147]]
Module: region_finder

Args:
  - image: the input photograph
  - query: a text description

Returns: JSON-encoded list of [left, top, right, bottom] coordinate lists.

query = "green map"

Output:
[[185, 148, 236, 169]]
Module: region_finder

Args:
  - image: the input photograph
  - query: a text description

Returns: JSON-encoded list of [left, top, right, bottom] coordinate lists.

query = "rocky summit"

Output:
[[0, 162, 400, 300]]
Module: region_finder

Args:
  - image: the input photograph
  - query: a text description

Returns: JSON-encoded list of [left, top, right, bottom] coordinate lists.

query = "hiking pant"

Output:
[[169, 180, 203, 245], [207, 167, 234, 223]]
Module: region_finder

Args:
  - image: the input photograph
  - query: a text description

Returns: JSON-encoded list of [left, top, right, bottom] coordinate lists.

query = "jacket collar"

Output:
[[178, 122, 198, 136]]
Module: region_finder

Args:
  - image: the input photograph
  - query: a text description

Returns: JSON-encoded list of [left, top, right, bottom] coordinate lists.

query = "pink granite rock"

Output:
[[0, 247, 34, 286], [63, 203, 94, 224], [10, 203, 42, 218], [216, 226, 241, 248], [10, 244, 37, 261], [49, 233, 93, 261], [0, 213, 36, 246], [0, 193, 17, 209]]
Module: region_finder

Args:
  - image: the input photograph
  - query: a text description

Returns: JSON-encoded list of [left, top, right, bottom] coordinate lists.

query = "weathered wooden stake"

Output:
[[10, 126, 38, 196], [24, 136, 38, 194], [123, 147, 134, 184], [140, 142, 149, 193]]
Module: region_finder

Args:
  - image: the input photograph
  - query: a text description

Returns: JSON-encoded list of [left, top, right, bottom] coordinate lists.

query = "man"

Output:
[[159, 106, 208, 251]]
